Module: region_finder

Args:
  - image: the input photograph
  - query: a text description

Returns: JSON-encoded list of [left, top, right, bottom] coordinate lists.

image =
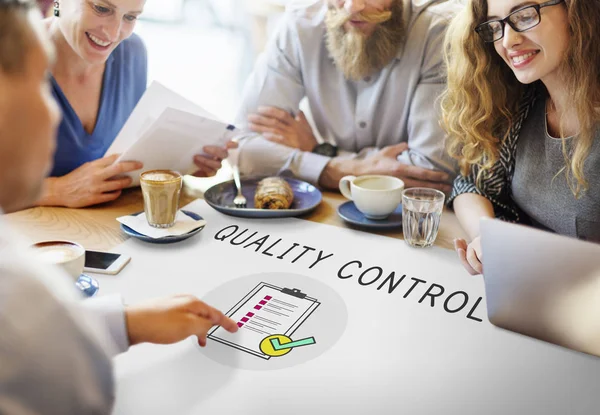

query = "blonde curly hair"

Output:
[[441, 0, 600, 196]]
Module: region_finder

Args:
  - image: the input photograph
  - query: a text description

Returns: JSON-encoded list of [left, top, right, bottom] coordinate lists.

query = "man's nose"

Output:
[[344, 0, 366, 15]]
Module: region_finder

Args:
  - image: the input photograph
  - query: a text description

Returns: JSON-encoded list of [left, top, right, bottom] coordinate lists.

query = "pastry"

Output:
[[254, 177, 294, 209]]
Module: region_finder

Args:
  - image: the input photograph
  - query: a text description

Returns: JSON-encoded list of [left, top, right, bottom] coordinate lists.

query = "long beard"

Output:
[[325, 1, 405, 81]]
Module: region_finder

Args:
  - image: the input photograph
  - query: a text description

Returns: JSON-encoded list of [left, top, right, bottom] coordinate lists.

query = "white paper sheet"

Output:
[[104, 81, 240, 187], [106, 81, 223, 155]]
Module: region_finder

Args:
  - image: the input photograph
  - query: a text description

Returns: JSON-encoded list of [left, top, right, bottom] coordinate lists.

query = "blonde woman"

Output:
[[34, 0, 233, 209], [441, 0, 600, 275]]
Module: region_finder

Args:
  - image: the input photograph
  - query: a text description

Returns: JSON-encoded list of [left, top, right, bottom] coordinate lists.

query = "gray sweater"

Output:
[[449, 87, 600, 243], [512, 97, 600, 241]]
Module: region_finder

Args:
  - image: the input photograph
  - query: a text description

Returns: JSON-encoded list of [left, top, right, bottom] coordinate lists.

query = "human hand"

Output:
[[192, 141, 238, 177], [454, 237, 483, 275], [47, 154, 142, 208], [247, 106, 318, 152], [125, 295, 238, 347], [360, 143, 452, 193]]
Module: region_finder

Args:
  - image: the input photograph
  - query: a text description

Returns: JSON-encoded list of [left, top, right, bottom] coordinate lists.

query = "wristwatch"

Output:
[[312, 143, 338, 157]]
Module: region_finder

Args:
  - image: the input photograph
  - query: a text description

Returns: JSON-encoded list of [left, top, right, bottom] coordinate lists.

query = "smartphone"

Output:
[[84, 250, 131, 275]]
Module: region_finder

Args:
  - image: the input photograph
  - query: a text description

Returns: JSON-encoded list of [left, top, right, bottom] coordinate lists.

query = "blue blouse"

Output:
[[50, 33, 147, 177]]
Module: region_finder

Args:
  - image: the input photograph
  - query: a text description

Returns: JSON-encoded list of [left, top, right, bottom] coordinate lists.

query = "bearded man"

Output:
[[235, 0, 460, 191]]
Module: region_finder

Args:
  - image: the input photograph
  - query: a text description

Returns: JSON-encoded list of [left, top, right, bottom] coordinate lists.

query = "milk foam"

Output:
[[35, 244, 82, 264], [142, 172, 178, 182]]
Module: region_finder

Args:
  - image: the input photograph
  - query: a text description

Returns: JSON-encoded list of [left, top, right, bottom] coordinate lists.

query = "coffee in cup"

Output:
[[32, 240, 85, 281], [140, 170, 183, 228], [339, 175, 404, 220]]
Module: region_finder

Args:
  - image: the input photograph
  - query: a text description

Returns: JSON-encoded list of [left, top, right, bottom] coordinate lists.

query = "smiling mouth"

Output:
[[85, 32, 112, 48], [511, 51, 540, 66]]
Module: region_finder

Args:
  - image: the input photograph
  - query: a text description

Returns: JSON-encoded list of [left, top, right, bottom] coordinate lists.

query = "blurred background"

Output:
[[39, 0, 292, 121], [137, 0, 290, 122], [135, 0, 293, 190]]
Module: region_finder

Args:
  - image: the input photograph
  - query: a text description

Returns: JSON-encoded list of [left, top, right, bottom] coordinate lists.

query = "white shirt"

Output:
[[0, 214, 129, 414], [236, 0, 461, 184]]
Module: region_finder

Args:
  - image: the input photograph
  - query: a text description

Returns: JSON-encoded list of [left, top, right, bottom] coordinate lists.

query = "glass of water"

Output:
[[402, 188, 445, 248]]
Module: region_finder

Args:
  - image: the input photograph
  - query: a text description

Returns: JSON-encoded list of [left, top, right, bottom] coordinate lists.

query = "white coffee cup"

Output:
[[32, 240, 85, 281], [339, 175, 405, 220]]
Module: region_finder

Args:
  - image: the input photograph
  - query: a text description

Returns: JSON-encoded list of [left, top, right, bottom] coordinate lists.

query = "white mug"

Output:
[[339, 175, 405, 220], [32, 240, 86, 281]]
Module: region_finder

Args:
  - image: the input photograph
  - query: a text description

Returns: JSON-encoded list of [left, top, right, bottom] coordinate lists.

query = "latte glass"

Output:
[[140, 170, 183, 228]]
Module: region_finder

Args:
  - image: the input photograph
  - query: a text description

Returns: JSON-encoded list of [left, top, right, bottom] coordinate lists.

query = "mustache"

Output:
[[326, 7, 393, 28]]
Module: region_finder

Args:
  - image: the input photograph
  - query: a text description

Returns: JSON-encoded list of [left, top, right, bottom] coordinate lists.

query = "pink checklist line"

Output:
[[237, 312, 254, 328], [237, 298, 272, 328]]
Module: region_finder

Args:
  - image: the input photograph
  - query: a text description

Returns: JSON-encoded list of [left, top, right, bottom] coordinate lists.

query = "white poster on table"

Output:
[[96, 200, 600, 415]]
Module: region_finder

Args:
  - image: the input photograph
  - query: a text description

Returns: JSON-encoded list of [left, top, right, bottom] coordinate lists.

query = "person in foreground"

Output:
[[0, 1, 237, 412], [32, 0, 231, 209], [441, 0, 600, 274], [234, 0, 460, 191]]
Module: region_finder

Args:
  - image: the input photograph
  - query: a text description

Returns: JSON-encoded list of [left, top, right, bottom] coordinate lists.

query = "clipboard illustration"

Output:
[[208, 282, 321, 359]]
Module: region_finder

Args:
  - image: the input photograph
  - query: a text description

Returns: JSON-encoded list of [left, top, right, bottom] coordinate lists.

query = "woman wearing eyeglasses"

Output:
[[32, 0, 232, 209], [441, 0, 600, 274]]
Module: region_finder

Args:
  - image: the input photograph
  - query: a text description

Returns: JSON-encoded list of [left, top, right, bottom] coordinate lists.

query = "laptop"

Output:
[[481, 219, 600, 357]]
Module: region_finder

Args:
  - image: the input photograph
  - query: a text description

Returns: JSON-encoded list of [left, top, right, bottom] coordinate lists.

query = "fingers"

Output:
[[248, 122, 285, 136], [454, 239, 480, 275], [185, 298, 238, 333], [262, 132, 288, 145], [194, 146, 229, 177], [248, 113, 289, 129], [454, 238, 468, 251], [190, 318, 214, 348], [401, 178, 452, 194], [200, 306, 237, 330], [226, 141, 239, 150], [466, 245, 483, 274], [257, 106, 295, 125], [87, 190, 122, 207], [93, 153, 121, 168], [193, 154, 222, 171], [380, 142, 409, 157], [99, 177, 133, 193], [202, 145, 228, 161], [191, 168, 215, 178], [100, 160, 143, 180], [216, 314, 239, 333], [184, 299, 238, 346], [192, 309, 237, 336], [400, 165, 451, 183], [296, 110, 310, 126], [198, 335, 207, 347], [184, 297, 224, 322]]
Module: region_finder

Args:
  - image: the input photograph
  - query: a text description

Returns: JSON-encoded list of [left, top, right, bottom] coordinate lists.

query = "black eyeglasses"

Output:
[[475, 0, 564, 43]]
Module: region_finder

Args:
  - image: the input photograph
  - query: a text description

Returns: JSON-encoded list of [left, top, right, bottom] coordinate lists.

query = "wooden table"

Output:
[[4, 183, 466, 251]]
